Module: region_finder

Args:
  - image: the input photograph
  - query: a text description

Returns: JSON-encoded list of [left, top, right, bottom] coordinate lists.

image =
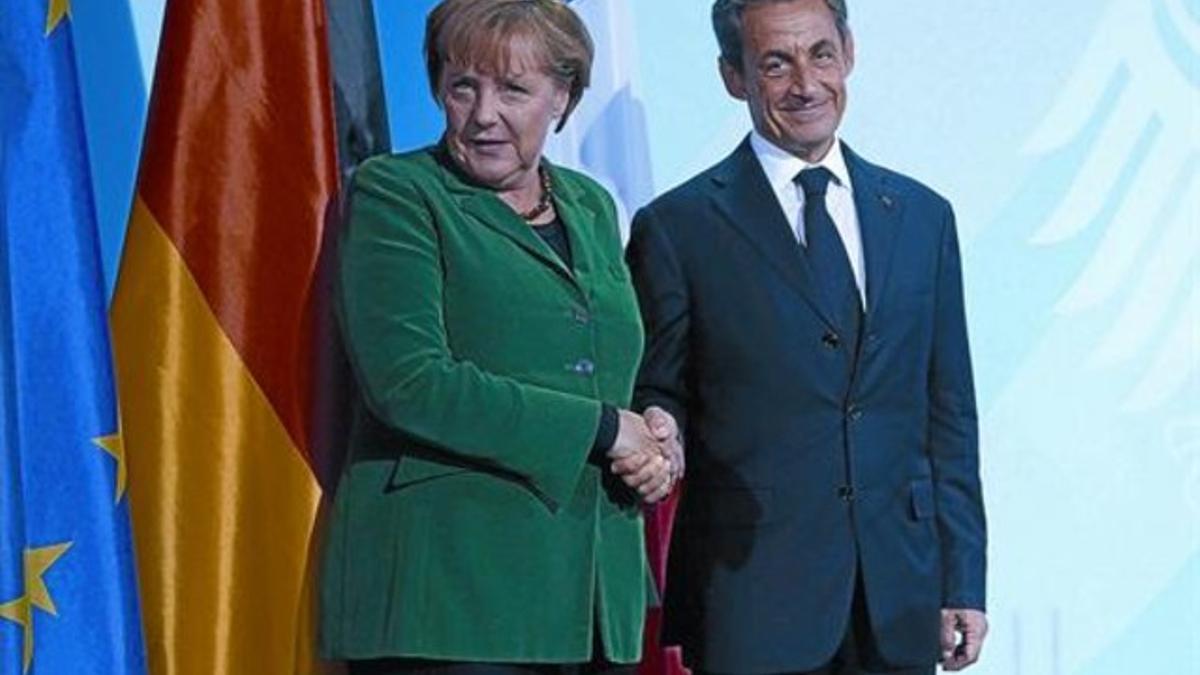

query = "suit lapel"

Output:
[[843, 143, 903, 321], [710, 138, 837, 329]]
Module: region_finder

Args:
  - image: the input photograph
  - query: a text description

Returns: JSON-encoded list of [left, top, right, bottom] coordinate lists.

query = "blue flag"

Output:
[[0, 2, 147, 673]]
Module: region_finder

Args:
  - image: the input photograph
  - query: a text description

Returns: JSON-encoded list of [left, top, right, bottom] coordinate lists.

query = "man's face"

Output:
[[720, 0, 854, 162]]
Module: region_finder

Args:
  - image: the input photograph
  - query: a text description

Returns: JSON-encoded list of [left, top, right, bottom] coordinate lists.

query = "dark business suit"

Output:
[[626, 139, 986, 674]]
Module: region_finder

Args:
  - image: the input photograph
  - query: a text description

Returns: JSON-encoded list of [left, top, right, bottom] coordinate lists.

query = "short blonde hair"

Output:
[[425, 0, 594, 132]]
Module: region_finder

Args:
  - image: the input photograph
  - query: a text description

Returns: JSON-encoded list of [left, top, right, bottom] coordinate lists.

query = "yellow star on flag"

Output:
[[0, 542, 72, 673], [45, 0, 70, 36], [93, 430, 128, 502]]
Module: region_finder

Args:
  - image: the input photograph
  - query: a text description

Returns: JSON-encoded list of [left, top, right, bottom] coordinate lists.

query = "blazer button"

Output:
[[822, 332, 841, 349], [571, 307, 590, 325], [570, 359, 595, 376], [837, 486, 856, 502], [847, 405, 863, 422]]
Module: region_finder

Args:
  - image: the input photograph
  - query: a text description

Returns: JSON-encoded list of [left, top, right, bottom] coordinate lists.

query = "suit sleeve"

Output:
[[626, 206, 691, 432], [928, 201, 987, 610], [338, 160, 600, 510]]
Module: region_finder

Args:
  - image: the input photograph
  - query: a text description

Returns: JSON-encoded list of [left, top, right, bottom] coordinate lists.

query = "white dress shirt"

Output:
[[749, 131, 866, 307]]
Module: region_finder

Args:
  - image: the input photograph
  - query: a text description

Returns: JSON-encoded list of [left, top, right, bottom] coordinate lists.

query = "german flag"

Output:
[[110, 1, 341, 671]]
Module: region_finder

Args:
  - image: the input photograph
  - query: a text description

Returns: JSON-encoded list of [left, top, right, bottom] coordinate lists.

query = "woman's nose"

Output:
[[470, 89, 500, 126]]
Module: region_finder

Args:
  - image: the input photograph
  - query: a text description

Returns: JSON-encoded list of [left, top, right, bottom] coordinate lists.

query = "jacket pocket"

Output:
[[909, 478, 935, 521], [384, 455, 471, 493]]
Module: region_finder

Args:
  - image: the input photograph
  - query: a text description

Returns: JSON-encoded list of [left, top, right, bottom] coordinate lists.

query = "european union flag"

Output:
[[0, 1, 147, 673]]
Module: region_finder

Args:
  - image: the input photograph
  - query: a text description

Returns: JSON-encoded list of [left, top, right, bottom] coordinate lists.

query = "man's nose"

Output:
[[789, 64, 820, 97]]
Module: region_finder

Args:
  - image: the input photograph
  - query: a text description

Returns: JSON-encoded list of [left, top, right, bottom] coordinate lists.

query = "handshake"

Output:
[[607, 406, 684, 504]]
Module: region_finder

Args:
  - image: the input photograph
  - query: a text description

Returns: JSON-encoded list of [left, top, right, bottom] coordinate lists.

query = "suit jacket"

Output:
[[627, 139, 986, 673], [320, 147, 649, 663]]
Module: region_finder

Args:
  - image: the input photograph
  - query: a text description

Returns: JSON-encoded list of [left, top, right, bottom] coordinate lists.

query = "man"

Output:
[[626, 1, 987, 674]]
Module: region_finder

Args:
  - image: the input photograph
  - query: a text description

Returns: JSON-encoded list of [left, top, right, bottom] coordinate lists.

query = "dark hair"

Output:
[[425, 0, 594, 132], [712, 0, 849, 68]]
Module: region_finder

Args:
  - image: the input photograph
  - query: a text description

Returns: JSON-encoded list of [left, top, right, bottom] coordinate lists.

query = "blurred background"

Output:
[[71, 1, 1198, 673]]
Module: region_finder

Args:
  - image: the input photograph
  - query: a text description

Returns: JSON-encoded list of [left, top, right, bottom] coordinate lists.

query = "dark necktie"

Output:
[[795, 167, 863, 341]]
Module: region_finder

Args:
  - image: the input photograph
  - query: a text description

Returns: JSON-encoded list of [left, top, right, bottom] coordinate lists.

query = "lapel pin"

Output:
[[880, 194, 895, 210]]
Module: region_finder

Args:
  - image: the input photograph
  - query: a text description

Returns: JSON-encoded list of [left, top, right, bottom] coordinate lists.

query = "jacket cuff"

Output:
[[589, 403, 619, 463]]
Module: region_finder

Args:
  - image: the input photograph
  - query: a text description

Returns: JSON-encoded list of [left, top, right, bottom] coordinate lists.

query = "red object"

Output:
[[641, 485, 689, 675]]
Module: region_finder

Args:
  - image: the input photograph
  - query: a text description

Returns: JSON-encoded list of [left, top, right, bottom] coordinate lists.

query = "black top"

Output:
[[531, 217, 573, 270]]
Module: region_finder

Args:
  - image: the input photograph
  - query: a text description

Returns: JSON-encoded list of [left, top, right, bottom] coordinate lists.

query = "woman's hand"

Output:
[[608, 410, 674, 503]]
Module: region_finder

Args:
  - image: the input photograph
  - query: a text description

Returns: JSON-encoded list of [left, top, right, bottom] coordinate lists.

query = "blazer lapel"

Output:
[[710, 138, 837, 329], [436, 149, 576, 285], [547, 164, 597, 284], [843, 143, 903, 321]]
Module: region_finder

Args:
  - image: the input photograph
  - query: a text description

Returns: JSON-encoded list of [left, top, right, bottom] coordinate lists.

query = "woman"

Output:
[[320, 1, 677, 673]]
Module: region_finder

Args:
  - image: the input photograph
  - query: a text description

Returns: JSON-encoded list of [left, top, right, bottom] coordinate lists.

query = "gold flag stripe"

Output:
[[111, 197, 321, 674]]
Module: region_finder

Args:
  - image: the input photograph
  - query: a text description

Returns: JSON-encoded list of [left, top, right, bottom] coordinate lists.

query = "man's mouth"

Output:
[[784, 99, 830, 114]]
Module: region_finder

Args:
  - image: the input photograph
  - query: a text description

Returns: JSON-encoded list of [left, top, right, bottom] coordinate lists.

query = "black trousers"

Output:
[[697, 569, 935, 675], [347, 659, 638, 675]]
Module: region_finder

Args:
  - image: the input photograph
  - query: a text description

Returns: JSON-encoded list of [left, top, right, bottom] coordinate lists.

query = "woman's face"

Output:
[[440, 38, 569, 191]]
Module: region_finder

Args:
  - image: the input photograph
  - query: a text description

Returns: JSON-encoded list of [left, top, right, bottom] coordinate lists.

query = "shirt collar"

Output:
[[749, 130, 853, 194]]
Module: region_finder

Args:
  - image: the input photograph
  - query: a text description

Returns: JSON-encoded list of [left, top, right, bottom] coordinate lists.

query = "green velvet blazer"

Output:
[[319, 146, 649, 664]]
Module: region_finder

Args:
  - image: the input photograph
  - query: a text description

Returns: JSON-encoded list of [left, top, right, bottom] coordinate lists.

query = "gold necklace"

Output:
[[519, 167, 554, 222]]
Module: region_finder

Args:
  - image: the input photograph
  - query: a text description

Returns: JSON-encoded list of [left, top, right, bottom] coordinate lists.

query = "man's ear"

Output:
[[842, 28, 855, 76], [719, 57, 748, 101]]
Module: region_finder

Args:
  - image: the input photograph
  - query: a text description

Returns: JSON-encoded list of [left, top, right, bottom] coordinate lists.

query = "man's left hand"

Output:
[[940, 608, 987, 671]]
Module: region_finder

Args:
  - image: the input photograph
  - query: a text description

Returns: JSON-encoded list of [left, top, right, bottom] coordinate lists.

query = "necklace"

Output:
[[519, 167, 554, 222]]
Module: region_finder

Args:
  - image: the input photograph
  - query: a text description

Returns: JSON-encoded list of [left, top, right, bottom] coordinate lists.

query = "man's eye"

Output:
[[762, 60, 787, 76]]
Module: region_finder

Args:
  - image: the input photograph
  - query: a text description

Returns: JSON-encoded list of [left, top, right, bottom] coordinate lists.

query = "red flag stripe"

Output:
[[136, 0, 339, 461]]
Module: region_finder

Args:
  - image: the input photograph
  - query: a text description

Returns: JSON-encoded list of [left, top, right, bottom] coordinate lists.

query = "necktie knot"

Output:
[[795, 166, 834, 199]]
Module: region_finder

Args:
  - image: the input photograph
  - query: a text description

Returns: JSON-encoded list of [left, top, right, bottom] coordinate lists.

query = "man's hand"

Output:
[[609, 410, 673, 503], [642, 406, 684, 484], [940, 608, 987, 671]]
